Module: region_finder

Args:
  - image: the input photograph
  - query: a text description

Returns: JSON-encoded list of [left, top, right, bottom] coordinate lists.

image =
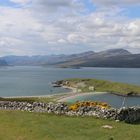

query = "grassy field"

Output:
[[0, 96, 57, 103], [65, 78, 140, 95], [0, 110, 139, 140]]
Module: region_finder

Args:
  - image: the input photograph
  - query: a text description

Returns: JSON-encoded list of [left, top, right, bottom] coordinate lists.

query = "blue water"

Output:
[[0, 66, 140, 97], [65, 93, 140, 108]]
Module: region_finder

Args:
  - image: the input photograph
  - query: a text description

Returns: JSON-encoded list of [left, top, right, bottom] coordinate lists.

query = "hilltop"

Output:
[[56, 49, 140, 68]]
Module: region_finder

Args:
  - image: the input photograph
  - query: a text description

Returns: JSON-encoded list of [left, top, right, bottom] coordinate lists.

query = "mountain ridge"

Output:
[[1, 49, 140, 68], [54, 49, 140, 68]]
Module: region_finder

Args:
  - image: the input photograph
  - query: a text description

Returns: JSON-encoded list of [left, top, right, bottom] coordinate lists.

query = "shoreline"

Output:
[[2, 93, 69, 99], [111, 92, 140, 97], [57, 92, 107, 102], [2, 86, 140, 101], [2, 90, 140, 101], [2, 86, 74, 99]]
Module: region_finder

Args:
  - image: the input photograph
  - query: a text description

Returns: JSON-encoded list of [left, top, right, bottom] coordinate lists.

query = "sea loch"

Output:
[[0, 66, 140, 97]]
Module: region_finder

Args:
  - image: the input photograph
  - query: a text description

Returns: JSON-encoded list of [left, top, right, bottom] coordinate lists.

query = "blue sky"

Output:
[[0, 0, 140, 56], [0, 0, 18, 7], [125, 6, 140, 18]]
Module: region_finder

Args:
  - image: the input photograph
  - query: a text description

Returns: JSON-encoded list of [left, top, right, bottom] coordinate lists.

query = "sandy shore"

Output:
[[3, 92, 69, 99], [57, 92, 107, 102], [56, 85, 107, 102], [3, 91, 107, 103], [3, 85, 107, 102]]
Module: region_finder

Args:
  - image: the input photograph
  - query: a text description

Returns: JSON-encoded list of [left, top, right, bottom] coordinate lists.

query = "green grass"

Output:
[[65, 78, 140, 95], [0, 110, 139, 140], [0, 96, 57, 103]]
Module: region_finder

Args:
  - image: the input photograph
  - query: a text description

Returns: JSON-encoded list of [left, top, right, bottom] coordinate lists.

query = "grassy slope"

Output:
[[66, 78, 140, 95], [0, 96, 57, 103], [0, 110, 139, 140]]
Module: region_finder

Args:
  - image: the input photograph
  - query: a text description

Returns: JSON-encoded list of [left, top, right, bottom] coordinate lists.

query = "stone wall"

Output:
[[0, 101, 139, 123]]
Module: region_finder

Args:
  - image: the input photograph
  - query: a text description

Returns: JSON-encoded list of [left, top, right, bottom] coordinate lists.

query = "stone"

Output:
[[102, 125, 113, 129]]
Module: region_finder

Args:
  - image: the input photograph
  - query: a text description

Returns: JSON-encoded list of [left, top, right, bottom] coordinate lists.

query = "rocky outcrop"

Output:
[[0, 101, 140, 123]]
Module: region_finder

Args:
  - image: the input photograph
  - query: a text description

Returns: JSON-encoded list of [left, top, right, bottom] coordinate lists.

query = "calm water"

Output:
[[0, 66, 140, 97], [65, 93, 140, 108]]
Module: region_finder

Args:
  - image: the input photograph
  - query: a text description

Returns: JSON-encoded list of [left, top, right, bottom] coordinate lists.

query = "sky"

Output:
[[0, 0, 140, 56]]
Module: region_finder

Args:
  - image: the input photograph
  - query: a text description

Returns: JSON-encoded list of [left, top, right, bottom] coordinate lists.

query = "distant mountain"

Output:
[[56, 49, 140, 68], [2, 55, 68, 66], [1, 49, 140, 68], [0, 59, 8, 66], [2, 51, 95, 66], [2, 55, 50, 66], [95, 49, 131, 57]]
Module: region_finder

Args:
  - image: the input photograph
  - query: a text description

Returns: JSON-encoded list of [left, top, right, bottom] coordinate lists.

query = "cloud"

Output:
[[0, 0, 140, 56], [91, 0, 140, 7], [30, 0, 83, 15]]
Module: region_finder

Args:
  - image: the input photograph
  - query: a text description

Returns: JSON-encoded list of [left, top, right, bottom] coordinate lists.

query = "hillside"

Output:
[[0, 59, 8, 66], [56, 49, 140, 68]]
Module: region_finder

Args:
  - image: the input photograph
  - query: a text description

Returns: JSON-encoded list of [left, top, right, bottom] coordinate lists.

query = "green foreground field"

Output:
[[0, 110, 139, 140]]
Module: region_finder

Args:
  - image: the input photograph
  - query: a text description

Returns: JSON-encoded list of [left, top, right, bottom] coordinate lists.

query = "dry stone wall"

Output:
[[0, 101, 140, 123]]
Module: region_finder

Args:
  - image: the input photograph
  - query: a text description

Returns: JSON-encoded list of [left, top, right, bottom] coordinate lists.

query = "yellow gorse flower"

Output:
[[69, 101, 109, 111]]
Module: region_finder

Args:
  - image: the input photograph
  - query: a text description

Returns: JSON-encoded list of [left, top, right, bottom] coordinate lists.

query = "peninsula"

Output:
[[54, 78, 140, 97]]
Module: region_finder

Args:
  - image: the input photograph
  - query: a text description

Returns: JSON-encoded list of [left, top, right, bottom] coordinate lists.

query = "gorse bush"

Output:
[[69, 101, 110, 111]]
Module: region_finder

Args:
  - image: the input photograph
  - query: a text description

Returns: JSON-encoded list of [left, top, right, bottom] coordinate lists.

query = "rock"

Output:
[[102, 125, 113, 129]]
